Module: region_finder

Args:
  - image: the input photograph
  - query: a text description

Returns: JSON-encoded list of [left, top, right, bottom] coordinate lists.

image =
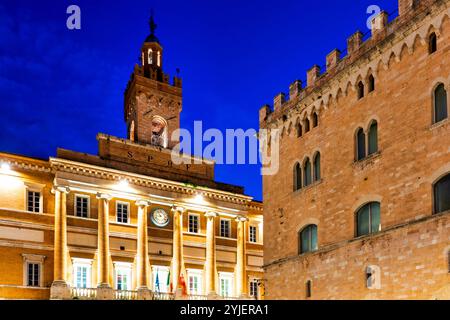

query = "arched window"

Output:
[[148, 49, 153, 64], [368, 121, 378, 155], [357, 81, 365, 99], [293, 163, 302, 191], [296, 123, 303, 138], [312, 113, 318, 128], [356, 202, 381, 237], [303, 158, 312, 187], [299, 224, 318, 254], [434, 84, 448, 123], [429, 32, 437, 54], [313, 153, 321, 181], [304, 118, 310, 133], [368, 75, 375, 92], [434, 173, 450, 214], [157, 51, 161, 67], [356, 128, 366, 161]]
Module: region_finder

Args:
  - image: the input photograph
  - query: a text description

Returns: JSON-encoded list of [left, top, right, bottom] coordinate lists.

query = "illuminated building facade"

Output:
[[260, 0, 450, 299], [0, 16, 263, 300]]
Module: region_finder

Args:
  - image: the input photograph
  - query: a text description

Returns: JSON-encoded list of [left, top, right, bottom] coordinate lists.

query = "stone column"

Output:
[[96, 193, 113, 300], [136, 200, 151, 300], [171, 206, 185, 293], [205, 211, 218, 298], [236, 215, 249, 298], [50, 186, 71, 300]]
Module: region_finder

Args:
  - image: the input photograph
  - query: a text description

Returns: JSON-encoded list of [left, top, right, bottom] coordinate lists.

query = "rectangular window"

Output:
[[188, 214, 199, 233], [249, 226, 257, 243], [115, 264, 132, 291], [220, 219, 231, 238], [117, 202, 130, 224], [187, 270, 202, 295], [219, 273, 233, 297], [75, 195, 89, 218], [249, 280, 258, 298], [73, 260, 92, 289], [27, 190, 41, 213], [27, 262, 40, 287]]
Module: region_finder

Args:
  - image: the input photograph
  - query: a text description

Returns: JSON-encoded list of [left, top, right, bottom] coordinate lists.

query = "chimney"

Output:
[[371, 11, 389, 36], [307, 65, 321, 87], [347, 31, 363, 55], [289, 80, 302, 98], [326, 49, 341, 71], [273, 93, 286, 112]]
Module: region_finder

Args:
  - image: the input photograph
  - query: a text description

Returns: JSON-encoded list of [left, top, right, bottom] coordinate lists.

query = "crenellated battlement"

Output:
[[125, 64, 182, 91], [259, 0, 443, 128]]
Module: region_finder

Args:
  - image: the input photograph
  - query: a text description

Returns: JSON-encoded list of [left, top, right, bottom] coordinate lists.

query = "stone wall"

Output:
[[262, 0, 450, 299]]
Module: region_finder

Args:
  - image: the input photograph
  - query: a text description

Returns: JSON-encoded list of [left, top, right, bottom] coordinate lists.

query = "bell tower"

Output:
[[124, 13, 182, 149]]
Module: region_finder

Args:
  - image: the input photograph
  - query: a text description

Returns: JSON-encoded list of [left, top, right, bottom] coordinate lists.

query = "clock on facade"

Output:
[[150, 208, 170, 227]]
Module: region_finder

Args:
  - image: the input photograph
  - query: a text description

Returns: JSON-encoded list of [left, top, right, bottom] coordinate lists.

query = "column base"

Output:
[[50, 281, 71, 300], [137, 287, 152, 300], [97, 284, 114, 300]]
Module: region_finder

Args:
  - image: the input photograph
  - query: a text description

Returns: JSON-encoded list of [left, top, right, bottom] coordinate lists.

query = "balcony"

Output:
[[71, 287, 98, 300], [115, 290, 139, 300], [69, 287, 244, 300]]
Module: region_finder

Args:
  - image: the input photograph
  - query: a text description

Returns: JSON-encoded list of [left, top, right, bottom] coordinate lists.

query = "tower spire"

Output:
[[145, 10, 160, 43], [149, 10, 157, 35]]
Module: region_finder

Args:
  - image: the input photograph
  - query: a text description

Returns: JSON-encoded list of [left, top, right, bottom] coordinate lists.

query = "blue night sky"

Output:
[[0, 0, 396, 201]]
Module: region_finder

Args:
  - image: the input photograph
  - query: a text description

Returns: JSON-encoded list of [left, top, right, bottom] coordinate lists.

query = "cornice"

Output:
[[50, 157, 253, 205], [0, 153, 51, 174]]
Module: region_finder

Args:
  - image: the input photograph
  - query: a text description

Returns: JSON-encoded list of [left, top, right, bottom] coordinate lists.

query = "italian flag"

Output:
[[167, 269, 173, 293]]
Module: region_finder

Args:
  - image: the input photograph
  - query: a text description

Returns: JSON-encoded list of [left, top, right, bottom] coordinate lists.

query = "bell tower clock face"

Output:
[[151, 208, 169, 227]]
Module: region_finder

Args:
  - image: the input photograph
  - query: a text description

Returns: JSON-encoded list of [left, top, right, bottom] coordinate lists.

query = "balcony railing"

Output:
[[69, 287, 248, 300], [115, 290, 138, 300], [71, 287, 97, 300], [187, 294, 208, 300], [152, 291, 175, 300], [221, 296, 240, 300]]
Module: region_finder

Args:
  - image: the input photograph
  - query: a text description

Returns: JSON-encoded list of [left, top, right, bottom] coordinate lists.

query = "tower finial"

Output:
[[144, 9, 160, 44], [149, 10, 157, 35]]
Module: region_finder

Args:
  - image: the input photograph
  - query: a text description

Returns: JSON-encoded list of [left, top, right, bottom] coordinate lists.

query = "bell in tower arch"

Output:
[[151, 116, 168, 148]]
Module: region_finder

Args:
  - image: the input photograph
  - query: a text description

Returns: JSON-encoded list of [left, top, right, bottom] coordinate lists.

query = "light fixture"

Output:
[[112, 178, 132, 192], [192, 193, 205, 204], [119, 179, 129, 187], [1, 163, 11, 172]]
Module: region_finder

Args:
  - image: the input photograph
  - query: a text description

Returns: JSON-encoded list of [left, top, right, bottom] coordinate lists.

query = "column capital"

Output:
[[235, 215, 249, 223], [96, 193, 112, 201], [171, 206, 186, 214], [136, 199, 151, 207], [51, 186, 70, 194], [205, 211, 218, 218]]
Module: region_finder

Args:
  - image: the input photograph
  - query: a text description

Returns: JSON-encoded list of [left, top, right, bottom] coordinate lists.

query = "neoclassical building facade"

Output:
[[0, 17, 263, 300], [260, 0, 450, 299]]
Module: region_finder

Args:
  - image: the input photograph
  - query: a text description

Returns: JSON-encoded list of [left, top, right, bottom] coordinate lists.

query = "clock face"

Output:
[[151, 208, 169, 227]]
